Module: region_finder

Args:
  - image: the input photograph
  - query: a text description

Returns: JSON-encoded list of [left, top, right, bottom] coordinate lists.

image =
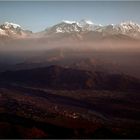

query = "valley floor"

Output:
[[0, 84, 140, 138]]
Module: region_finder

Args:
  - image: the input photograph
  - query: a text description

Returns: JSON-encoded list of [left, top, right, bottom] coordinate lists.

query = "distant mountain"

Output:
[[43, 19, 101, 34], [0, 20, 140, 43], [40, 20, 140, 39], [0, 22, 32, 39], [1, 20, 140, 39], [97, 21, 140, 39], [0, 65, 140, 91], [33, 20, 140, 44]]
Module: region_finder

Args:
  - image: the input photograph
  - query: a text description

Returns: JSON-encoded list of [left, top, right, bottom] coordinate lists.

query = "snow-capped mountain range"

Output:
[[44, 19, 101, 34], [1, 20, 140, 39]]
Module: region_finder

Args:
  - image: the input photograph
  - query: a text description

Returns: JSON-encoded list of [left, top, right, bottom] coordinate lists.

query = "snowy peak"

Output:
[[117, 21, 140, 32], [0, 22, 32, 38], [92, 21, 140, 38], [62, 20, 77, 24], [62, 19, 94, 25], [107, 21, 140, 38], [2, 22, 21, 29], [83, 20, 93, 25], [78, 19, 100, 31], [0, 22, 22, 38], [43, 20, 140, 39], [45, 20, 82, 33], [46, 19, 101, 34], [120, 21, 140, 28], [78, 19, 93, 27]]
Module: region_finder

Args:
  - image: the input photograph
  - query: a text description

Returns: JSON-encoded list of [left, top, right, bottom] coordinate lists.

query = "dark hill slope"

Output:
[[0, 65, 140, 91]]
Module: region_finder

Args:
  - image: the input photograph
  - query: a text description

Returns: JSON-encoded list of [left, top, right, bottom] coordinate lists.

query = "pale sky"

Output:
[[0, 1, 140, 32]]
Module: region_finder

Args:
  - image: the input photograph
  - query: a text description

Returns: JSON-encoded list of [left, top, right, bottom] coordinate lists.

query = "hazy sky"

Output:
[[0, 1, 140, 32]]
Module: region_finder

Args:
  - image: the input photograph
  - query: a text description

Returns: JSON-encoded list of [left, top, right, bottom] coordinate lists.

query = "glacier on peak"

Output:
[[117, 21, 140, 29], [85, 20, 93, 25], [62, 20, 77, 24], [79, 19, 93, 25], [3, 22, 21, 29], [62, 19, 94, 26]]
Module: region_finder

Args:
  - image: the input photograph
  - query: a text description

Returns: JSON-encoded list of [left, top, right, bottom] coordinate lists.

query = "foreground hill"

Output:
[[0, 65, 140, 91]]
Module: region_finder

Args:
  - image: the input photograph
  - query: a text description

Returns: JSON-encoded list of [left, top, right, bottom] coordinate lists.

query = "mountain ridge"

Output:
[[1, 20, 140, 40], [1, 65, 140, 91]]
